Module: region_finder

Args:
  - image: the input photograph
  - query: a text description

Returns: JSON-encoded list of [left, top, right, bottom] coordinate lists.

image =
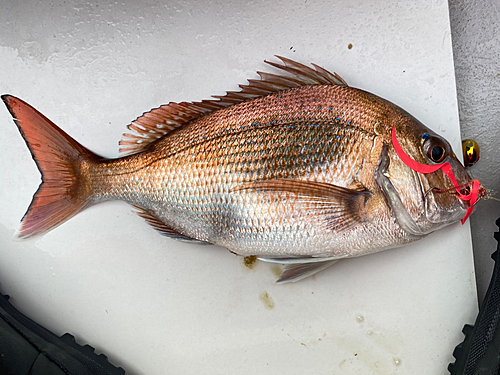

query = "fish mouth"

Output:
[[456, 182, 487, 206], [455, 183, 475, 209], [422, 185, 467, 214], [422, 179, 486, 224], [414, 168, 468, 232], [428, 180, 486, 205]]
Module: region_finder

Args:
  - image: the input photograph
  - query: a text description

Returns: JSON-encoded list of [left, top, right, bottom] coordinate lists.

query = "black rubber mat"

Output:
[[0, 292, 125, 375]]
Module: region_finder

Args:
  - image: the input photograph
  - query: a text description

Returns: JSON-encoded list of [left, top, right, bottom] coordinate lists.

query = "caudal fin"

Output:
[[2, 95, 100, 238]]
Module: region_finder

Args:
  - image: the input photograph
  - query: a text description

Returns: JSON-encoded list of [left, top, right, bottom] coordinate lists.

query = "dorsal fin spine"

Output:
[[118, 57, 349, 156]]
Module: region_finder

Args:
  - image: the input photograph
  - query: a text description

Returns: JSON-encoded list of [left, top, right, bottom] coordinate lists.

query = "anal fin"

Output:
[[276, 260, 339, 284], [133, 206, 209, 244]]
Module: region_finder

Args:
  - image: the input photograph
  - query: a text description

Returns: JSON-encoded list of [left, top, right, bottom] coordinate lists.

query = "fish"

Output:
[[2, 57, 486, 283]]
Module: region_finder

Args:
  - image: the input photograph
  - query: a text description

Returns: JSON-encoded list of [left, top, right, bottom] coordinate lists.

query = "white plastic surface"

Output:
[[0, 1, 477, 374]]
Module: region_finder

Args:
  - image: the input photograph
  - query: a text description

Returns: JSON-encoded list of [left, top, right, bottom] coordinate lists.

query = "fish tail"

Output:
[[2, 95, 100, 238]]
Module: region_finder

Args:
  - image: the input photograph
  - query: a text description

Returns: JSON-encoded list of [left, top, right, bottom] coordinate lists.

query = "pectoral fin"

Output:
[[276, 260, 339, 283], [233, 179, 369, 231]]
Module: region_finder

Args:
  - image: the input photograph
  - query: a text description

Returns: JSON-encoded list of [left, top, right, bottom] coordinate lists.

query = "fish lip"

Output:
[[457, 184, 473, 207]]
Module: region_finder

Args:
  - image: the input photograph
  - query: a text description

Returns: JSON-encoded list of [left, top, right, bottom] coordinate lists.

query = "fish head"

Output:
[[383, 118, 485, 236], [419, 147, 471, 227]]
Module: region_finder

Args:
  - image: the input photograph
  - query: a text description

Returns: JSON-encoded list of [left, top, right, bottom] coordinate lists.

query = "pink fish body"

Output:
[[2, 57, 484, 282]]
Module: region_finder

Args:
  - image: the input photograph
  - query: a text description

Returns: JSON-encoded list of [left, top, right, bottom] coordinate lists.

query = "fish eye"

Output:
[[423, 136, 447, 163], [430, 145, 445, 162]]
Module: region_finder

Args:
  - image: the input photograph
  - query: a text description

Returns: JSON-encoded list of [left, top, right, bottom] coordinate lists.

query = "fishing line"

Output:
[[483, 188, 500, 202]]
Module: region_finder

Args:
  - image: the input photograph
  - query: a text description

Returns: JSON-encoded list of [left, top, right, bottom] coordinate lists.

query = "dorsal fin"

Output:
[[119, 56, 349, 156]]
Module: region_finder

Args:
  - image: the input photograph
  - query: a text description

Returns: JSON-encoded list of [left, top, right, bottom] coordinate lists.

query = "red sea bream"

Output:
[[2, 57, 485, 282]]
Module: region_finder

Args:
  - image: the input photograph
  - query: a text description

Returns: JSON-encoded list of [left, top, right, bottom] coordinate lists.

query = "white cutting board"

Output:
[[0, 1, 477, 374]]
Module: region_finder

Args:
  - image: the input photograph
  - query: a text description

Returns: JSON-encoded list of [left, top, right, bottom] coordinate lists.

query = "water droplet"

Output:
[[356, 314, 364, 323], [393, 357, 401, 366]]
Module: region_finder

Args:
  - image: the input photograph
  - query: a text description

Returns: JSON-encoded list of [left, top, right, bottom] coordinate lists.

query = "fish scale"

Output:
[[2, 56, 482, 282], [88, 115, 378, 255]]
